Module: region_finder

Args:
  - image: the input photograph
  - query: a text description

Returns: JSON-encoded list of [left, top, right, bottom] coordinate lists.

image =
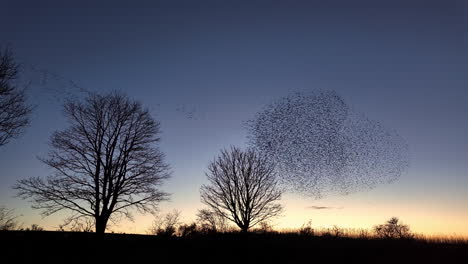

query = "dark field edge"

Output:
[[1, 231, 467, 264]]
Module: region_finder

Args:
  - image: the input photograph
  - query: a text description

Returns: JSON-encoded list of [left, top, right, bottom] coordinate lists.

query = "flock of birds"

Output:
[[247, 90, 409, 198]]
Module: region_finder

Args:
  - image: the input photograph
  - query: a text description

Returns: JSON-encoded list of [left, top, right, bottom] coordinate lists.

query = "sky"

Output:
[[0, 0, 467, 235]]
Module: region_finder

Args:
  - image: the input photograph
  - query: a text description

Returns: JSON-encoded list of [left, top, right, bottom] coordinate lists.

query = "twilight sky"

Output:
[[0, 0, 467, 235]]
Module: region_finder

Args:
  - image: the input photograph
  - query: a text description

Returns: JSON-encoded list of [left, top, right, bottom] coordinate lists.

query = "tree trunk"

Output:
[[95, 215, 109, 234], [241, 225, 249, 233]]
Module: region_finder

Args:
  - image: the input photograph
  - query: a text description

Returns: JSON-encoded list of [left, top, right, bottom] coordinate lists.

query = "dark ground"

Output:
[[1, 231, 467, 264]]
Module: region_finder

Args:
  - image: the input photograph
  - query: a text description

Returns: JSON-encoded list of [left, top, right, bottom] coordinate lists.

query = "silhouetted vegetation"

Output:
[[14, 92, 170, 234], [59, 217, 94, 232], [0, 47, 32, 147], [374, 217, 413, 239], [148, 210, 182, 237], [299, 220, 314, 236], [0, 206, 20, 230], [200, 146, 283, 232], [177, 222, 198, 237], [253, 221, 275, 234], [1, 229, 466, 264], [24, 223, 44, 231], [196, 209, 229, 233]]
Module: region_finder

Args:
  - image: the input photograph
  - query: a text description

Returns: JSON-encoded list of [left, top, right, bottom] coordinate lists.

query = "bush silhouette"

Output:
[[322, 225, 344, 238], [196, 209, 228, 233], [299, 220, 314, 236], [178, 223, 198, 237], [374, 217, 413, 239], [253, 222, 275, 234], [148, 210, 181, 237]]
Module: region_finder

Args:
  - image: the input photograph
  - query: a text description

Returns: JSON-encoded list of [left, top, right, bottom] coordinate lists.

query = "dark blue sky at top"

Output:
[[0, 0, 467, 219]]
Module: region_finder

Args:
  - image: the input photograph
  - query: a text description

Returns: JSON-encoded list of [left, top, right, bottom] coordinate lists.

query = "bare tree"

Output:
[[0, 47, 32, 147], [14, 92, 170, 234], [374, 217, 413, 239], [148, 210, 181, 236], [200, 146, 282, 232], [196, 208, 228, 233], [0, 206, 20, 230]]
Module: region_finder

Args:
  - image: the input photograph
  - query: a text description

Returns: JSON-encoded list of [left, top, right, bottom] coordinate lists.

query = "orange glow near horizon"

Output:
[[21, 196, 468, 238], [13, 175, 468, 238]]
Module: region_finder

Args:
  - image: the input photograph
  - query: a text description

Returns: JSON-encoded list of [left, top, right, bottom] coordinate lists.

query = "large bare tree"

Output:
[[0, 47, 32, 147], [14, 92, 170, 233], [200, 146, 282, 232]]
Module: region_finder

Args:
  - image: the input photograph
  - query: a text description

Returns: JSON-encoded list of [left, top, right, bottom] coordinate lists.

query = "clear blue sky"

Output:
[[0, 0, 467, 235]]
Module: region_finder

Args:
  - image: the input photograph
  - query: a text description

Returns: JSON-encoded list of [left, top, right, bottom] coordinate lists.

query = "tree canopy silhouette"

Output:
[[374, 217, 413, 239], [247, 90, 409, 198], [14, 92, 170, 233], [200, 146, 282, 232], [0, 47, 32, 147]]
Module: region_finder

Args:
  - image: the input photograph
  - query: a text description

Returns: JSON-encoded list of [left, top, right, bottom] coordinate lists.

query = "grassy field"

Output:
[[1, 230, 467, 263]]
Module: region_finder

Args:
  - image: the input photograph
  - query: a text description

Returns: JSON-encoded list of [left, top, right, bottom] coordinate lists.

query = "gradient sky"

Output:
[[1, 0, 467, 235]]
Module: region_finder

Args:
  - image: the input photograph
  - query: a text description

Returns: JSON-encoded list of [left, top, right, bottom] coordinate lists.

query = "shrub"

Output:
[[148, 210, 181, 237], [25, 224, 44, 231], [374, 217, 413, 239], [178, 223, 198, 237], [299, 220, 314, 236], [253, 221, 275, 234], [330, 225, 343, 238], [196, 209, 228, 233]]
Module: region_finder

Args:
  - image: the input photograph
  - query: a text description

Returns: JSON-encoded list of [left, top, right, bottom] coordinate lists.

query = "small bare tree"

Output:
[[0, 206, 20, 230], [0, 47, 32, 147], [148, 210, 181, 236], [196, 208, 228, 233], [200, 146, 283, 232], [14, 92, 170, 234], [374, 217, 413, 239]]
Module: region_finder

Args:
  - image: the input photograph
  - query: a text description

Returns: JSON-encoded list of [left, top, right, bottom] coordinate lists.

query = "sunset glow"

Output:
[[1, 0, 467, 245]]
